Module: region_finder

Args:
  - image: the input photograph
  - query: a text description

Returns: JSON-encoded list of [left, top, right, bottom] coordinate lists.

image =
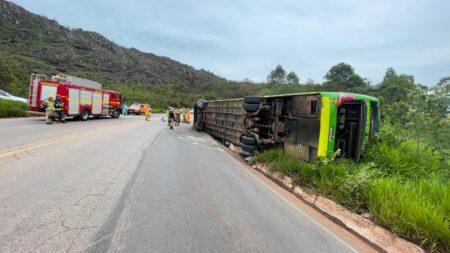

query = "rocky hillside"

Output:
[[0, 0, 224, 85]]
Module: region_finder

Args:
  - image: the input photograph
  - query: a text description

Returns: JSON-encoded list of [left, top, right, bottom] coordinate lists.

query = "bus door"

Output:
[[335, 100, 367, 162]]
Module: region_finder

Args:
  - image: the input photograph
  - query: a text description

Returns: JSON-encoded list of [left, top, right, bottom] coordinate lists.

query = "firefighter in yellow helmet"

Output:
[[42, 95, 55, 125]]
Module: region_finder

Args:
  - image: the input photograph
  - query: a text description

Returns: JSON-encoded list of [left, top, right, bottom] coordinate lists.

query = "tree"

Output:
[[305, 78, 316, 85], [383, 67, 397, 82], [286, 71, 299, 85], [267, 65, 287, 84], [324, 62, 365, 89], [378, 71, 416, 103], [437, 76, 450, 92]]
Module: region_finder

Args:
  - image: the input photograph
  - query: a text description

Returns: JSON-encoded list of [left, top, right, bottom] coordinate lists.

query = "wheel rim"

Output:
[[82, 110, 88, 120]]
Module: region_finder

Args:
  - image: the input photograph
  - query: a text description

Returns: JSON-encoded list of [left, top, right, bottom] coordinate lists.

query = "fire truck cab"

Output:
[[29, 73, 122, 120]]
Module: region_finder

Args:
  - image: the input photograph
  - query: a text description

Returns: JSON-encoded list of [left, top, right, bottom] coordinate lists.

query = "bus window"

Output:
[[310, 100, 317, 115]]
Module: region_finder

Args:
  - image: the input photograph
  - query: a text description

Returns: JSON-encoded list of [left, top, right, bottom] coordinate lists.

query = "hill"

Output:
[[0, 0, 224, 87]]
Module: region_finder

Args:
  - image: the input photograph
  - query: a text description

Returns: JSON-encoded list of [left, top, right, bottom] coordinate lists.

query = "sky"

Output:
[[10, 0, 450, 86]]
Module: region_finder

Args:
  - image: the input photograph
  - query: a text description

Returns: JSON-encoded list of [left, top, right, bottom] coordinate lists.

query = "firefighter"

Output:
[[186, 108, 191, 124], [174, 108, 181, 126], [181, 107, 187, 123], [42, 95, 55, 125], [168, 108, 175, 129], [54, 95, 66, 123], [144, 103, 150, 121]]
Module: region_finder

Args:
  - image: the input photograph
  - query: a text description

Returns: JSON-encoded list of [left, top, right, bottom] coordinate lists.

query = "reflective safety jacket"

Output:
[[42, 99, 55, 111]]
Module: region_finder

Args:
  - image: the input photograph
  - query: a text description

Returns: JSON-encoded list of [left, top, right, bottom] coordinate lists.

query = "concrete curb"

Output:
[[252, 163, 424, 253]]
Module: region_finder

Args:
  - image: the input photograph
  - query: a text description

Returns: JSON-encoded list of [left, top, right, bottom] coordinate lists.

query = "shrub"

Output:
[[0, 98, 28, 117], [151, 108, 166, 113]]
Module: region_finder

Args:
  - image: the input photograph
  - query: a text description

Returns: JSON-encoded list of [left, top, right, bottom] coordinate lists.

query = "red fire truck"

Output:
[[29, 73, 122, 120]]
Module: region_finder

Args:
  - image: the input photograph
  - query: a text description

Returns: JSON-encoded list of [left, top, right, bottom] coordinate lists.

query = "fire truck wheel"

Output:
[[111, 109, 120, 119], [80, 109, 90, 121]]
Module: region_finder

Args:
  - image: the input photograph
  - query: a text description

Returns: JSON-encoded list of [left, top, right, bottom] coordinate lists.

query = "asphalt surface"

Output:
[[0, 114, 376, 253]]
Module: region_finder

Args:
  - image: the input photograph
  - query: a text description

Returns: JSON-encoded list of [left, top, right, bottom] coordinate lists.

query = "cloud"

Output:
[[10, 0, 450, 86]]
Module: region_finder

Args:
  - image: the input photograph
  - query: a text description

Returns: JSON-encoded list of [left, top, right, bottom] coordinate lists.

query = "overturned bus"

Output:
[[194, 92, 379, 162]]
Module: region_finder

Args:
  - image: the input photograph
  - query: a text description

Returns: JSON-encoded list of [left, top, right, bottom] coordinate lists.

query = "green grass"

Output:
[[365, 177, 450, 251], [151, 108, 166, 113], [254, 143, 450, 252], [0, 98, 29, 117]]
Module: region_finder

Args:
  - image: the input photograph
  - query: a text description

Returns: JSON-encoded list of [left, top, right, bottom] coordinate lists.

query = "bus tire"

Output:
[[241, 144, 257, 154], [244, 96, 263, 104], [241, 135, 257, 146], [80, 109, 90, 121], [243, 103, 259, 113]]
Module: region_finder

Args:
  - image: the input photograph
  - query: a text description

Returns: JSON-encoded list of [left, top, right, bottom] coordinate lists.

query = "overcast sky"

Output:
[[10, 0, 450, 86]]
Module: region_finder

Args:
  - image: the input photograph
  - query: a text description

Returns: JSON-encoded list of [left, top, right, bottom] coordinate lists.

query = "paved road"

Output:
[[0, 115, 376, 253]]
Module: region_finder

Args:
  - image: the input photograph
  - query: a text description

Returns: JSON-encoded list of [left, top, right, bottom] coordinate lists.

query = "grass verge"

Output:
[[254, 145, 449, 252], [0, 98, 29, 118]]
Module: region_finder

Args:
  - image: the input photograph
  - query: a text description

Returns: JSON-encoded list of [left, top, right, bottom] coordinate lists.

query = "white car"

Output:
[[0, 90, 28, 103]]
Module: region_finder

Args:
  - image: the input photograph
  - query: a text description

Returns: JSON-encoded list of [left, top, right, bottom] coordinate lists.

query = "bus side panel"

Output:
[[283, 94, 321, 161], [326, 95, 339, 155], [318, 96, 331, 158], [203, 99, 244, 145]]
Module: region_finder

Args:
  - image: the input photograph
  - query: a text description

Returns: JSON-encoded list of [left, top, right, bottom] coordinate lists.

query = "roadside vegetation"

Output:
[[254, 66, 450, 252], [0, 98, 29, 118]]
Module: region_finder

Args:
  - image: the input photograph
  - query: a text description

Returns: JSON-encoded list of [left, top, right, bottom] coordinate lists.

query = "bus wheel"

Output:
[[111, 109, 121, 119], [80, 109, 90, 121], [243, 103, 259, 113], [244, 96, 263, 104], [241, 144, 257, 154], [241, 135, 257, 146]]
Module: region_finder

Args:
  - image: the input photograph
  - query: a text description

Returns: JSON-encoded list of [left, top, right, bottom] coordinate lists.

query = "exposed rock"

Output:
[[0, 0, 224, 86]]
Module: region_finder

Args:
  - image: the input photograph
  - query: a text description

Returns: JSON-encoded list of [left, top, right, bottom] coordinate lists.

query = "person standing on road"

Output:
[[186, 108, 191, 124], [144, 103, 150, 121], [168, 108, 175, 129], [174, 108, 181, 126], [181, 107, 187, 123], [42, 95, 55, 125], [53, 95, 66, 123], [122, 104, 128, 116]]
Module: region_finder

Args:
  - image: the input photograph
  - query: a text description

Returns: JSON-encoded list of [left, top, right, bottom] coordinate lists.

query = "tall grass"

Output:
[[254, 146, 450, 252], [0, 98, 29, 117], [366, 177, 449, 251]]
